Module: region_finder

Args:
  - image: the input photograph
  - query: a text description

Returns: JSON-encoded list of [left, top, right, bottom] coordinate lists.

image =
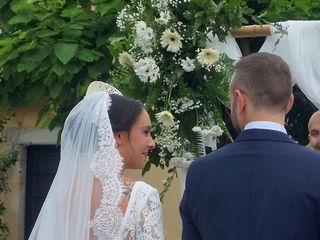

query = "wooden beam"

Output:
[[231, 24, 271, 38]]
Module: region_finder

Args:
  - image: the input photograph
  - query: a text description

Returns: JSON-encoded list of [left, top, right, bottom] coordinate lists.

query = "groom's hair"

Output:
[[231, 52, 292, 111]]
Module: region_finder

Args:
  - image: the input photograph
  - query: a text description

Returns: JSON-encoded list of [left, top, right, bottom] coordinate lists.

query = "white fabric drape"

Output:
[[207, 33, 242, 62], [209, 21, 320, 109], [260, 21, 320, 109]]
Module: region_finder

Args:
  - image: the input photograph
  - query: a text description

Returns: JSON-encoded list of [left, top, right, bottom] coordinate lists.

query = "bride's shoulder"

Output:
[[134, 181, 156, 190], [122, 179, 156, 195], [133, 181, 159, 198]]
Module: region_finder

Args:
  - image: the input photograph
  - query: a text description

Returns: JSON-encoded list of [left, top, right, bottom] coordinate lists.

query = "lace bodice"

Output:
[[121, 181, 164, 240], [91, 181, 164, 240]]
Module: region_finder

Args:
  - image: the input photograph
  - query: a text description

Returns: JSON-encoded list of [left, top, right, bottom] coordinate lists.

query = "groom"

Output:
[[180, 52, 320, 239]]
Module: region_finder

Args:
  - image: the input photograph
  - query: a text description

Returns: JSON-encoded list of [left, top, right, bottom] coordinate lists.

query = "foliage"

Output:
[[0, 0, 124, 129], [107, 0, 258, 198], [0, 145, 19, 239], [249, 0, 320, 22]]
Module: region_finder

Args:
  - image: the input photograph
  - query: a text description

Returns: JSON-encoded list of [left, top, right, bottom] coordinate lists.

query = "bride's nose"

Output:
[[148, 136, 156, 149]]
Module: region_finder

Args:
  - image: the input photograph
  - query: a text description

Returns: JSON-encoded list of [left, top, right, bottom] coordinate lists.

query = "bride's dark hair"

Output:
[[108, 94, 144, 132]]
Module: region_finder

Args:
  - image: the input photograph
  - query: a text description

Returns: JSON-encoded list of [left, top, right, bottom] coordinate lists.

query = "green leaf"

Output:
[[16, 45, 51, 72], [49, 80, 64, 98], [17, 58, 41, 72], [16, 40, 37, 54], [0, 94, 10, 112], [61, 7, 83, 19], [8, 13, 33, 25], [77, 49, 101, 62], [63, 30, 82, 39], [87, 59, 109, 78], [6, 51, 19, 62], [96, 34, 108, 48], [11, 0, 35, 13], [44, 73, 55, 87], [52, 61, 67, 76], [67, 63, 82, 74], [32, 45, 52, 62], [37, 30, 59, 38], [0, 38, 14, 56], [0, 0, 9, 9], [142, 160, 151, 176], [54, 42, 78, 64], [26, 83, 45, 103], [87, 65, 99, 78], [95, 1, 120, 16], [69, 23, 85, 30]]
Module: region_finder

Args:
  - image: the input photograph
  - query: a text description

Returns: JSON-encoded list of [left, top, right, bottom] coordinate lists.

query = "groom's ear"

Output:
[[234, 89, 246, 114], [284, 94, 294, 114]]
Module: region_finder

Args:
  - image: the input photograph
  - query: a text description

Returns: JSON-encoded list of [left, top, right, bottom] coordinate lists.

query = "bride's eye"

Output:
[[143, 127, 152, 135], [144, 130, 150, 135]]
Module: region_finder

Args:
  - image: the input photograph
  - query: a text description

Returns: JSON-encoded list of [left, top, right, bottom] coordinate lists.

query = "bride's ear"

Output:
[[113, 132, 127, 146]]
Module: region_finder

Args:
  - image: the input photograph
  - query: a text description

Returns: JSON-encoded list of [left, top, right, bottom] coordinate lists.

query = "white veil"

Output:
[[28, 92, 124, 240]]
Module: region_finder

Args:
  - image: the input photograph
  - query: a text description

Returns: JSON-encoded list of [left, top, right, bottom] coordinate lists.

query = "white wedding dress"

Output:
[[29, 92, 164, 240], [119, 181, 164, 239]]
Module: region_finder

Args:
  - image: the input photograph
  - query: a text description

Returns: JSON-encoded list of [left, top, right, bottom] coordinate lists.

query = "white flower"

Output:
[[151, 0, 169, 9], [156, 111, 175, 126], [192, 125, 223, 138], [158, 11, 171, 25], [170, 157, 192, 168], [119, 52, 135, 67], [181, 57, 195, 72], [133, 57, 159, 83], [117, 7, 132, 30], [183, 151, 195, 161], [210, 125, 224, 138], [135, 20, 147, 33], [192, 126, 202, 133], [135, 21, 154, 53], [160, 29, 183, 53], [196, 48, 220, 67]]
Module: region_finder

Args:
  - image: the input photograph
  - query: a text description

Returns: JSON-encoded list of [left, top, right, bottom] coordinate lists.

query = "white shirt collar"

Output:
[[244, 121, 287, 134]]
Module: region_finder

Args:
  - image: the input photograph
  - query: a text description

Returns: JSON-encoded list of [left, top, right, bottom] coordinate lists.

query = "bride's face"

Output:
[[116, 109, 155, 169]]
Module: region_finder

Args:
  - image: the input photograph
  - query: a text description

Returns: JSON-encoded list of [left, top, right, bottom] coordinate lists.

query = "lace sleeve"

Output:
[[137, 189, 164, 239], [121, 182, 164, 240], [139, 189, 164, 239]]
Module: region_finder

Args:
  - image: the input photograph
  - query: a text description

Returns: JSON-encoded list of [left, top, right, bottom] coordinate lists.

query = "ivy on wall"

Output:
[[0, 145, 18, 239], [0, 0, 124, 129]]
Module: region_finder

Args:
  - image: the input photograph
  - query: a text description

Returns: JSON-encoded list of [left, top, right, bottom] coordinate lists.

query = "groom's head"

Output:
[[229, 52, 294, 133]]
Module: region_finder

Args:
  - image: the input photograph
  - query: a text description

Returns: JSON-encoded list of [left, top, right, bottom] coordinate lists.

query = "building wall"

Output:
[[1, 106, 182, 240]]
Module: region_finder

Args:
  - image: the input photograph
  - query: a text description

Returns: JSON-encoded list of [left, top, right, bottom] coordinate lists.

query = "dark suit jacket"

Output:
[[180, 129, 320, 240]]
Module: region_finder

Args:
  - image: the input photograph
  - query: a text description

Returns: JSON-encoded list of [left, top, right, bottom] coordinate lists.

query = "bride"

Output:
[[28, 82, 164, 239]]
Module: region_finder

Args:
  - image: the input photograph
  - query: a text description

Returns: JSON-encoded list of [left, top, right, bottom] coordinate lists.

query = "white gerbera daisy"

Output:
[[156, 111, 175, 126], [158, 11, 170, 25], [119, 52, 135, 67], [196, 48, 220, 67], [160, 29, 183, 53]]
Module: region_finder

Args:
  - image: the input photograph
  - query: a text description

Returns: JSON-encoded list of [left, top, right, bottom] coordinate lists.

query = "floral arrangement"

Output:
[[109, 0, 251, 197]]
